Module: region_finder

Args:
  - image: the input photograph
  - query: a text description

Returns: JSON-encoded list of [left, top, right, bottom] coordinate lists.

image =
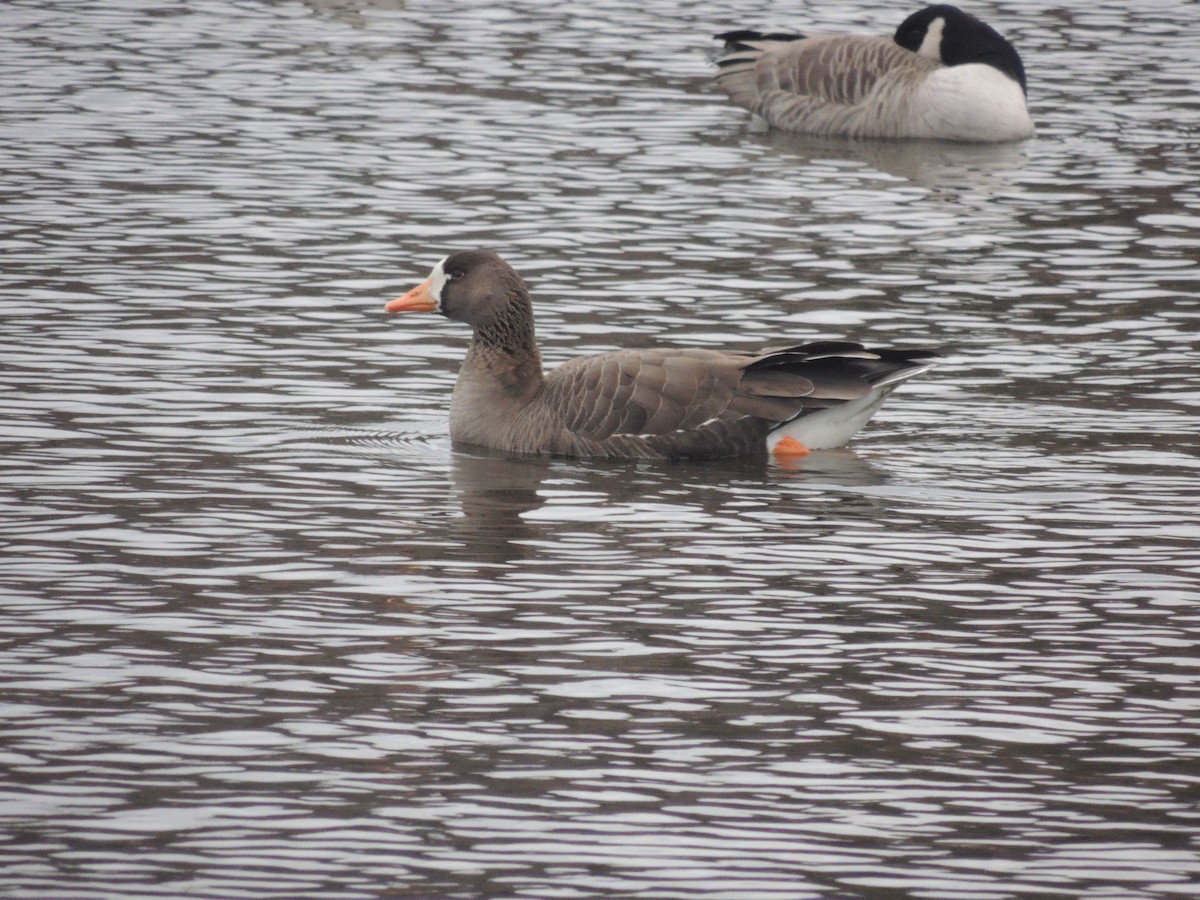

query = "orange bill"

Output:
[[386, 277, 437, 313]]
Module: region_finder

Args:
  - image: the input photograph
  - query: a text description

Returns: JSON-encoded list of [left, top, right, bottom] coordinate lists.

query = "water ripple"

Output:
[[3, 0, 1200, 897]]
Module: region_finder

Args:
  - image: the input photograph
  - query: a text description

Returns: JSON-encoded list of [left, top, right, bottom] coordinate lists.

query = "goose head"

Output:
[[386, 249, 537, 352], [893, 4, 1027, 94]]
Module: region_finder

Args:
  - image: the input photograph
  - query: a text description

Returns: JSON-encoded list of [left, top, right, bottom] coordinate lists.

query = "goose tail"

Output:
[[742, 344, 940, 452], [714, 30, 802, 107]]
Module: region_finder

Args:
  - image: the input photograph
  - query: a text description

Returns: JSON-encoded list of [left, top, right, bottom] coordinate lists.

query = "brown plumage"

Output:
[[385, 250, 938, 461], [724, 35, 923, 110]]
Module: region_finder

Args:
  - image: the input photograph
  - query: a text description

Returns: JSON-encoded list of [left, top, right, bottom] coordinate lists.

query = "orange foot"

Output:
[[772, 436, 811, 460]]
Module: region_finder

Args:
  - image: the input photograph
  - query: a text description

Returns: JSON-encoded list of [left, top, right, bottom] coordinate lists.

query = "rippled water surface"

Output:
[[3, 0, 1200, 897]]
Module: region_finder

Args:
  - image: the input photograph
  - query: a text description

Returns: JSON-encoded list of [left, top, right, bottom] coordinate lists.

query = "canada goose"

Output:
[[384, 250, 938, 461], [715, 4, 1033, 142]]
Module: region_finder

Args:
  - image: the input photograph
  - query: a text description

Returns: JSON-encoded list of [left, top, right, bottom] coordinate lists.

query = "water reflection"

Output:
[[760, 130, 1032, 187], [449, 450, 552, 562]]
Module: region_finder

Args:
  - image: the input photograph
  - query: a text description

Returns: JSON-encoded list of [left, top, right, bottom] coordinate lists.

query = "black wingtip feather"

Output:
[[715, 29, 805, 43], [715, 29, 806, 53]]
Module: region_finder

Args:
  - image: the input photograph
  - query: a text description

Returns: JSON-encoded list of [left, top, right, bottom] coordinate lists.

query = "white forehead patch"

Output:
[[427, 256, 448, 307], [917, 17, 945, 60]]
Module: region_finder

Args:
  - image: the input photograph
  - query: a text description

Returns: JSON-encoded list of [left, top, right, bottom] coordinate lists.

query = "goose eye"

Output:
[[446, 269, 464, 281]]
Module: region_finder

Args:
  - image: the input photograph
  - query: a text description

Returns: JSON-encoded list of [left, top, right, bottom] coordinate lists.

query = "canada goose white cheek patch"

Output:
[[917, 17, 945, 60]]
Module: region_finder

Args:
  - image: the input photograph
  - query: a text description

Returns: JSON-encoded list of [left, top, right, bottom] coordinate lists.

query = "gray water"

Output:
[[2, 0, 1199, 897]]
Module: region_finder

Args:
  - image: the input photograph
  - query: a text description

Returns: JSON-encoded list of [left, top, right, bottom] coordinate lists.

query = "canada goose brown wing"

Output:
[[776, 35, 930, 104], [720, 34, 933, 108]]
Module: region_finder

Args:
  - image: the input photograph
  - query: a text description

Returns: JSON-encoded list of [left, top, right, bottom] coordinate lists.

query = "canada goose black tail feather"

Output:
[[716, 29, 805, 50]]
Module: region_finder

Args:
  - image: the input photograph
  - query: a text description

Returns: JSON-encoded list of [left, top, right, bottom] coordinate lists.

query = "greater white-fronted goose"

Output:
[[715, 4, 1033, 142], [385, 250, 938, 461]]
